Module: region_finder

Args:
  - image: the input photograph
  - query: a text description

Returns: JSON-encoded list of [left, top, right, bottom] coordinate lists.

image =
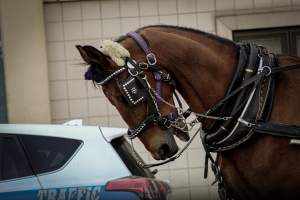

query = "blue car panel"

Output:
[[0, 185, 140, 200]]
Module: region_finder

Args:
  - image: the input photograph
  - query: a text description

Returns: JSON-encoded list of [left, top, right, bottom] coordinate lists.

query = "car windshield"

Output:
[[111, 137, 154, 178]]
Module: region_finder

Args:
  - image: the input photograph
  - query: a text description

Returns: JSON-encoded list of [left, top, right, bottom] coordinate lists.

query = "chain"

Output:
[[150, 88, 232, 121], [130, 123, 204, 168]]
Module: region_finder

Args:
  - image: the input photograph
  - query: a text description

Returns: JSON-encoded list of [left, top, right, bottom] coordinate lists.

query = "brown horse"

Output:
[[77, 25, 300, 200]]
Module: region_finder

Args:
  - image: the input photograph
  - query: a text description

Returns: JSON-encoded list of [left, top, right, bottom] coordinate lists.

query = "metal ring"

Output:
[[146, 53, 157, 65], [138, 62, 149, 70], [128, 69, 138, 76], [262, 66, 272, 76]]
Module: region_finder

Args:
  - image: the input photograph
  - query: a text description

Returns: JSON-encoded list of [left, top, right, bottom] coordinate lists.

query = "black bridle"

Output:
[[101, 57, 182, 139]]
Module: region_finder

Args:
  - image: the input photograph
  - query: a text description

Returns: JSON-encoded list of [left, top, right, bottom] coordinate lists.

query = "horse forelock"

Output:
[[84, 40, 131, 83], [99, 40, 130, 66]]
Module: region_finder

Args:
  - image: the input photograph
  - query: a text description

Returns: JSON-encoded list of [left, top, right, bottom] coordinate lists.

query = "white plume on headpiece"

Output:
[[99, 40, 130, 66]]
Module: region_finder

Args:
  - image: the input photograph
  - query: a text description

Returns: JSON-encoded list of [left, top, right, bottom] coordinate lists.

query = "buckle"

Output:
[[128, 68, 138, 76], [158, 117, 171, 129], [160, 72, 171, 82], [146, 53, 157, 65]]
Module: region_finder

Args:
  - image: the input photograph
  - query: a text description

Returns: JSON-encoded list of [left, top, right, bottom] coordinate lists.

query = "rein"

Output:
[[91, 31, 300, 200]]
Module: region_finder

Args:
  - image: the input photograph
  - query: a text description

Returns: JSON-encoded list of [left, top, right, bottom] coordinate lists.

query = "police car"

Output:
[[0, 122, 171, 200]]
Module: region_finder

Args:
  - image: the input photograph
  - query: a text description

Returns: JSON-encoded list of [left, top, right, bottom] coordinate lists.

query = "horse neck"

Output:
[[144, 28, 239, 114]]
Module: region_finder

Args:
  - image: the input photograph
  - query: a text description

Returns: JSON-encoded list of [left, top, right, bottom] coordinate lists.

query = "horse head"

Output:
[[76, 39, 189, 161]]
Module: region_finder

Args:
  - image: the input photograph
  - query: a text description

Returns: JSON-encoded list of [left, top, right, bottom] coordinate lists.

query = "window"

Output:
[[233, 26, 300, 56], [19, 135, 82, 174], [0, 136, 33, 181]]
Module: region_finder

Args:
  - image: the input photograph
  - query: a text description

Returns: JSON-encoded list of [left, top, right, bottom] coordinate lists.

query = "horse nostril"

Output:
[[158, 144, 171, 159]]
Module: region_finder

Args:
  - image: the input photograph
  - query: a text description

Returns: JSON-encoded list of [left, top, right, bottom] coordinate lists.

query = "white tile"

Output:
[[175, 137, 188, 149], [177, 0, 196, 13], [120, 0, 139, 17], [209, 186, 219, 200], [44, 4, 62, 22], [190, 134, 203, 149], [189, 168, 209, 186], [292, 0, 300, 5], [178, 14, 197, 29], [190, 186, 210, 200], [170, 152, 188, 169], [131, 139, 146, 153], [81, 1, 101, 19], [156, 170, 170, 182], [88, 98, 108, 116], [48, 62, 66, 81], [88, 116, 109, 126], [108, 103, 119, 115], [62, 2, 81, 21], [254, 0, 272, 8], [63, 21, 83, 40], [216, 0, 234, 11], [50, 81, 68, 100], [46, 22, 64, 41], [156, 161, 170, 170], [139, 152, 151, 164], [159, 15, 178, 25], [188, 148, 205, 167], [69, 99, 88, 118], [196, 0, 215, 12], [65, 41, 83, 60], [171, 188, 190, 200], [140, 16, 159, 26], [101, 0, 120, 18], [273, 0, 292, 7], [197, 12, 215, 32], [170, 169, 189, 188], [235, 0, 254, 10], [83, 39, 102, 49], [52, 119, 68, 124], [66, 61, 86, 79], [47, 42, 65, 61], [102, 18, 121, 38], [67, 80, 87, 98], [51, 100, 69, 119], [139, 0, 158, 16], [121, 18, 140, 34], [87, 82, 104, 97], [83, 20, 102, 39], [108, 115, 127, 128], [158, 0, 177, 15]]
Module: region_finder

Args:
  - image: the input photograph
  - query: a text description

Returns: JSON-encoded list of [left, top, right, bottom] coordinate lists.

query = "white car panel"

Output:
[[0, 176, 41, 193], [100, 127, 128, 142]]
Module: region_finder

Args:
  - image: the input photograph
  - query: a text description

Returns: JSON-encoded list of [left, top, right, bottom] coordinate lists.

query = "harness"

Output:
[[197, 44, 300, 200], [91, 31, 300, 200]]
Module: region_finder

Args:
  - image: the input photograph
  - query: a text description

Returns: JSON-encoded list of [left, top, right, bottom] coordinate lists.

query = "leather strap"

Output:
[[255, 122, 300, 138]]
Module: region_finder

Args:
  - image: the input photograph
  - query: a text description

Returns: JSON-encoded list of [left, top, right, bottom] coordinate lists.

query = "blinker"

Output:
[[118, 76, 146, 106]]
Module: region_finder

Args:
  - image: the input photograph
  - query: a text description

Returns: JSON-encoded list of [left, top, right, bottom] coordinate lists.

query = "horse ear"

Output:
[[76, 45, 109, 66]]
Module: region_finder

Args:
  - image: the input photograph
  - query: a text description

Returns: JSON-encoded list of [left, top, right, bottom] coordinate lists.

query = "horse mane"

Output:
[[115, 25, 237, 48]]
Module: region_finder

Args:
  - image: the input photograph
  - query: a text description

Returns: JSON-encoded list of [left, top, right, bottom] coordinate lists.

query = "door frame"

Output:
[[216, 11, 300, 40], [0, 43, 8, 123]]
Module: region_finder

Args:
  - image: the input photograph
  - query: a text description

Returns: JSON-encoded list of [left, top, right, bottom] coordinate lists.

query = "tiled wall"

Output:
[[44, 0, 300, 199]]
